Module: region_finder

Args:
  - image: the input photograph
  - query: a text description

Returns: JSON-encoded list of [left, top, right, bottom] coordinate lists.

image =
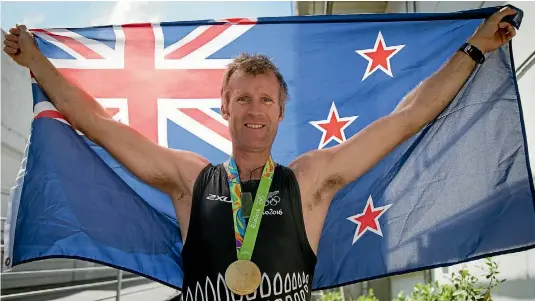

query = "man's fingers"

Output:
[[499, 22, 516, 35], [497, 22, 516, 42], [491, 7, 517, 23], [506, 25, 516, 40], [4, 32, 19, 42], [16, 24, 28, 33], [3, 40, 19, 50], [3, 45, 18, 54], [9, 26, 20, 36]]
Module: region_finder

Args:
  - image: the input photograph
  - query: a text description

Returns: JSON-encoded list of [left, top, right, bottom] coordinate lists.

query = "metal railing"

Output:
[[0, 266, 111, 276], [1, 269, 144, 300], [1, 216, 148, 301], [1, 266, 144, 300]]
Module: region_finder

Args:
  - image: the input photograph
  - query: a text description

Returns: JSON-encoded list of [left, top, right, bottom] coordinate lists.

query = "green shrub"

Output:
[[393, 258, 505, 301], [321, 291, 344, 301], [321, 258, 505, 301], [321, 289, 379, 301], [356, 289, 379, 301]]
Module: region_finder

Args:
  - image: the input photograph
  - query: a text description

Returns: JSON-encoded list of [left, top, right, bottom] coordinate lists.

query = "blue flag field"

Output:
[[3, 5, 535, 291]]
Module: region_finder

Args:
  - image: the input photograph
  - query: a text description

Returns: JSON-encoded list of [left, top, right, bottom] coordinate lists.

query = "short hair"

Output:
[[221, 53, 289, 105]]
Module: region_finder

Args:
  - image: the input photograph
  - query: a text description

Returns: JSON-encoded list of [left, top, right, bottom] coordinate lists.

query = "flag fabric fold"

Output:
[[3, 5, 534, 291]]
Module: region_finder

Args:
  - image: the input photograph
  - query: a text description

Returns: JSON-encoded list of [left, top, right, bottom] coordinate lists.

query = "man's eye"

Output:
[[237, 97, 249, 102], [262, 97, 274, 103]]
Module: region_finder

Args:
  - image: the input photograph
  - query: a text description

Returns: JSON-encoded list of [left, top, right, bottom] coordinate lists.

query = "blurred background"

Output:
[[1, 1, 534, 300]]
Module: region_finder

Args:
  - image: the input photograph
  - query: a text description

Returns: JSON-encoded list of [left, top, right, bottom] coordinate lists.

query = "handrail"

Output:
[[116, 270, 123, 301], [0, 259, 137, 300], [1, 274, 144, 300], [1, 266, 113, 276], [0, 217, 133, 300], [516, 49, 535, 80]]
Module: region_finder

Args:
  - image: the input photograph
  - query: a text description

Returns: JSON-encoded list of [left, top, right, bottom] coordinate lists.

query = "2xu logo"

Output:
[[207, 194, 230, 202]]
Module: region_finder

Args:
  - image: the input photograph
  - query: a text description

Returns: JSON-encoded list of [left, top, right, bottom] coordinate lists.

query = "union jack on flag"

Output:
[[32, 19, 257, 158], [4, 6, 535, 292]]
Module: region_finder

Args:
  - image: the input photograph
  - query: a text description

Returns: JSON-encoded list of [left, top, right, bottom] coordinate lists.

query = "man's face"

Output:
[[222, 70, 284, 153]]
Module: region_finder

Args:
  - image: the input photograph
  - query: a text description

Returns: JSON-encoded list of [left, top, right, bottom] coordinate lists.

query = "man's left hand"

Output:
[[468, 6, 518, 53]]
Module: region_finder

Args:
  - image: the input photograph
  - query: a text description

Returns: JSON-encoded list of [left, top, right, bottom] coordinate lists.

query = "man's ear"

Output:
[[221, 102, 229, 121], [279, 104, 285, 121]]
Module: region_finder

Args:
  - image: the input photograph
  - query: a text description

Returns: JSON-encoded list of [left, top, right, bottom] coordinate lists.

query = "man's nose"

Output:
[[249, 110, 262, 117], [248, 99, 263, 116]]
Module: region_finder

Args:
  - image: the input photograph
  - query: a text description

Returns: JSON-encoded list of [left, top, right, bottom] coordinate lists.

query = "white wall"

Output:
[[389, 272, 425, 299], [1, 33, 33, 215], [509, 0, 535, 177]]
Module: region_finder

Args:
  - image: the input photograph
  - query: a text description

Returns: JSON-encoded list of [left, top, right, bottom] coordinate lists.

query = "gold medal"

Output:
[[225, 260, 261, 295], [224, 157, 274, 296]]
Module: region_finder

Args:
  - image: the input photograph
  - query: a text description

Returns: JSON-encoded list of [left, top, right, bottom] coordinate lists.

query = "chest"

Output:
[[198, 179, 293, 239], [181, 165, 317, 300]]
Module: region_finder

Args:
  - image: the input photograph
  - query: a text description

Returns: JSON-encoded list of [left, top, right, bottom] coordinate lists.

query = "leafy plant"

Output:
[[392, 258, 505, 301], [321, 289, 379, 301], [356, 289, 379, 301], [322, 291, 344, 301], [321, 258, 504, 301]]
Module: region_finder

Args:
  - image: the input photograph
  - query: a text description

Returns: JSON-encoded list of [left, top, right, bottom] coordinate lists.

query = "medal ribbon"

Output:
[[224, 156, 275, 260]]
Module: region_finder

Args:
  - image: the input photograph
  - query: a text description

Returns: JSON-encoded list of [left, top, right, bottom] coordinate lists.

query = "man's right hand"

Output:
[[3, 24, 40, 68]]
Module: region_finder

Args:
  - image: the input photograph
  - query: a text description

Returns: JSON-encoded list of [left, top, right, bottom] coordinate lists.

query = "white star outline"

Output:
[[309, 101, 358, 149], [355, 31, 405, 81], [346, 195, 393, 245]]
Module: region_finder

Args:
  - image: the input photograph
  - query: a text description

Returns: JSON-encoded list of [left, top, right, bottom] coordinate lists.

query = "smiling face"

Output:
[[222, 70, 283, 153], [220, 54, 288, 154]]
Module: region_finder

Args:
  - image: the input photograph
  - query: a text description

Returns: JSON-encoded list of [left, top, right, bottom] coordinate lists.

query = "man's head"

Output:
[[221, 53, 288, 154]]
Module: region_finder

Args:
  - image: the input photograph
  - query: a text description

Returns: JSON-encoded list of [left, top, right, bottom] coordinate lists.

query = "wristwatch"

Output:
[[459, 42, 485, 64]]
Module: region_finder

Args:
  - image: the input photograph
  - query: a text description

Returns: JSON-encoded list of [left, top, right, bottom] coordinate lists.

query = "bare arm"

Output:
[[290, 7, 518, 253], [27, 51, 209, 195], [4, 25, 209, 239]]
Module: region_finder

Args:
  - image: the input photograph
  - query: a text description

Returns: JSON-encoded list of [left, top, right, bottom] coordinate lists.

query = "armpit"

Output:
[[307, 173, 344, 210]]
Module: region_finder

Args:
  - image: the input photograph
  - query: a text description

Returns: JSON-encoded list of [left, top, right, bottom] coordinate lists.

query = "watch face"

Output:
[[467, 45, 475, 53], [463, 43, 472, 52]]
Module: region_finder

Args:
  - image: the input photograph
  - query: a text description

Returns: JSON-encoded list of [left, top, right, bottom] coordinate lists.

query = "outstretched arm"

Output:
[[3, 24, 209, 239], [290, 7, 518, 253]]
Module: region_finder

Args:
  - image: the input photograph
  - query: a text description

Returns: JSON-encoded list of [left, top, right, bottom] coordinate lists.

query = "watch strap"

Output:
[[459, 42, 485, 64]]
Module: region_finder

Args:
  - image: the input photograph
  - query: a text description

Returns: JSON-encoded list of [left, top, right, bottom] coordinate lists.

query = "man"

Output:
[[3, 7, 517, 301]]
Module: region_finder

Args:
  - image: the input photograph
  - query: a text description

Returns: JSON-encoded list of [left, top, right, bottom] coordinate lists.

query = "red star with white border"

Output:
[[347, 195, 392, 244], [309, 102, 358, 149], [355, 31, 405, 81]]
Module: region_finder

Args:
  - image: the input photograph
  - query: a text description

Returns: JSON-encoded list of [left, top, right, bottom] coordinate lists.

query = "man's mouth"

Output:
[[245, 124, 265, 129]]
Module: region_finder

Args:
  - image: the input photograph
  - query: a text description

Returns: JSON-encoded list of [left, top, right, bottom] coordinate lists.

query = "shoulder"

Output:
[[192, 162, 223, 188], [274, 163, 296, 178], [288, 150, 334, 186]]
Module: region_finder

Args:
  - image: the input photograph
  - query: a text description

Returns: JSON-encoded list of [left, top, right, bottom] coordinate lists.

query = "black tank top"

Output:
[[180, 163, 317, 301]]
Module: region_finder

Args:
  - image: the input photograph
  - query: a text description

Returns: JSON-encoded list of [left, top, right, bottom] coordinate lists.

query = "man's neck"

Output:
[[232, 149, 271, 181]]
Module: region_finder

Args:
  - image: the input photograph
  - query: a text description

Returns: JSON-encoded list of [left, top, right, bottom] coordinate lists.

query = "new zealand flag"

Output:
[[3, 5, 534, 291]]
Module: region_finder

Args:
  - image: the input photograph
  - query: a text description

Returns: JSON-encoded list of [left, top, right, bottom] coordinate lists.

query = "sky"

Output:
[[1, 1, 294, 30]]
